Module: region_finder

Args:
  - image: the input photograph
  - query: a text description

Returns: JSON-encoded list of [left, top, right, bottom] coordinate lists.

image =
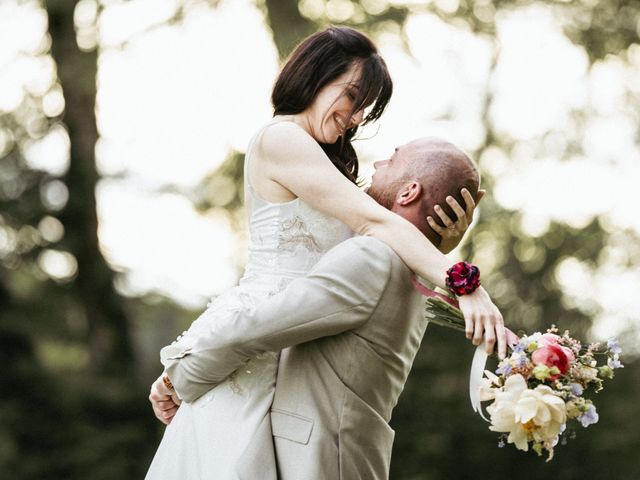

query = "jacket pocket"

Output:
[[271, 408, 314, 445]]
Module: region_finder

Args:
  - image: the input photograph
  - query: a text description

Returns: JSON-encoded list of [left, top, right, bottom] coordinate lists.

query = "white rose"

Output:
[[573, 364, 598, 383], [486, 374, 567, 452], [479, 370, 501, 402]]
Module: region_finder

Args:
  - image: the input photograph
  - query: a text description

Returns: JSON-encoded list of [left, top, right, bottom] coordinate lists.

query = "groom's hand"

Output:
[[457, 286, 507, 359], [428, 188, 485, 254], [149, 375, 182, 425]]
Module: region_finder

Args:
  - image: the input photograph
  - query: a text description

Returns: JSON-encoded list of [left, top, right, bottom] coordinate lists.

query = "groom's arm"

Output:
[[163, 236, 394, 403]]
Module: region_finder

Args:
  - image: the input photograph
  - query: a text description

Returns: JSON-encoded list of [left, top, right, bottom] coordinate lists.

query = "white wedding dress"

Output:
[[146, 123, 352, 479]]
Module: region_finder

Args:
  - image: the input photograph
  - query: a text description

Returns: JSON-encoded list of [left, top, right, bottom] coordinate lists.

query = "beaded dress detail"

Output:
[[146, 121, 352, 480]]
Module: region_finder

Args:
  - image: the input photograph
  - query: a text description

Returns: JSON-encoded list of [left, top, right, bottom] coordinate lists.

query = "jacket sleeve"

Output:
[[162, 236, 394, 403]]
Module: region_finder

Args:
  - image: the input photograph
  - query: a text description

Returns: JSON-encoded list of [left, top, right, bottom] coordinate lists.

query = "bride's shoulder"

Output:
[[259, 117, 313, 142], [255, 118, 318, 158]]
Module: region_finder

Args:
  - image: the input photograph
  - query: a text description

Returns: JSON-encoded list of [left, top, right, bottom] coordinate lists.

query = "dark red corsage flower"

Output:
[[445, 261, 481, 296]]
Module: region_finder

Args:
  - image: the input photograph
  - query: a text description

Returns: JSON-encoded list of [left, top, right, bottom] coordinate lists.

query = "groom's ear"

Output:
[[396, 181, 422, 206]]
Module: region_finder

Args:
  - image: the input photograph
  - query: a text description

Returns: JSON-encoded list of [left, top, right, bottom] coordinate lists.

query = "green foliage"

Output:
[[561, 0, 640, 61], [0, 0, 638, 478], [193, 150, 245, 214], [264, 0, 411, 60]]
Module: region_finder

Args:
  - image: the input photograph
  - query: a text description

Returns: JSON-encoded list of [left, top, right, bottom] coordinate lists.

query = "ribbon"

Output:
[[469, 347, 490, 421], [412, 276, 519, 421], [411, 276, 459, 307]]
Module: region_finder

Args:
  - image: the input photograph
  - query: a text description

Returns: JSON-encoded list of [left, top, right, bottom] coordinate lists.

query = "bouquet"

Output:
[[422, 290, 624, 461]]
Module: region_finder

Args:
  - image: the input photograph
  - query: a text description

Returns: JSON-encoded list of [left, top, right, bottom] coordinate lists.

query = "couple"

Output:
[[146, 26, 506, 479], [147, 139, 503, 479]]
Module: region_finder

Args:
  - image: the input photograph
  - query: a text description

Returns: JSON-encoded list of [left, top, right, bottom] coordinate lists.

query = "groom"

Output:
[[150, 138, 505, 479]]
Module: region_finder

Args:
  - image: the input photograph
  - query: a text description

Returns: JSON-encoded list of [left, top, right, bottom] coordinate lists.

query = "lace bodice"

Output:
[[241, 186, 353, 287], [239, 119, 352, 291]]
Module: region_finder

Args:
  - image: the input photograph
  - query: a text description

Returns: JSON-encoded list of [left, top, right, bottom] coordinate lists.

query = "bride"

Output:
[[146, 26, 502, 479]]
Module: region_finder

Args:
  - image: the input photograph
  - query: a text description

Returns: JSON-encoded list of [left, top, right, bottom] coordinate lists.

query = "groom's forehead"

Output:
[[393, 144, 410, 157], [394, 142, 418, 159], [397, 138, 426, 152]]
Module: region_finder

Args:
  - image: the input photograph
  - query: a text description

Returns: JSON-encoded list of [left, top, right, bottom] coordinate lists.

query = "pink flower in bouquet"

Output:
[[538, 333, 561, 347], [532, 345, 570, 379], [538, 333, 575, 362]]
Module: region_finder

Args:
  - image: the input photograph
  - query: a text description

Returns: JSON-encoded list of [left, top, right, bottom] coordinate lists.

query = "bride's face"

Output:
[[302, 63, 366, 144]]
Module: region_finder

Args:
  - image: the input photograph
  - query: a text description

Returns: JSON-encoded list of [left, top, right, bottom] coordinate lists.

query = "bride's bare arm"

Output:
[[255, 122, 451, 286], [254, 122, 506, 358]]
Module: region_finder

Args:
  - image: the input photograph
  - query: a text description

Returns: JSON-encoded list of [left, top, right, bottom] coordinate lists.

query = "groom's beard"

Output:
[[367, 183, 400, 211], [366, 185, 394, 210]]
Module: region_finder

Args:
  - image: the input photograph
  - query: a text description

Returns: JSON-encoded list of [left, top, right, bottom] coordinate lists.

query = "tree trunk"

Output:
[[263, 0, 316, 60], [45, 0, 133, 375]]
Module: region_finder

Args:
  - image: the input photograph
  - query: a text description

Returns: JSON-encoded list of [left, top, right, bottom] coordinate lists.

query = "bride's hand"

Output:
[[427, 189, 485, 254], [149, 375, 182, 425], [457, 286, 507, 359]]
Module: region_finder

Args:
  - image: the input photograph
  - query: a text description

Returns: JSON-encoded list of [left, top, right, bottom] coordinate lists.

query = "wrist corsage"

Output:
[[446, 261, 481, 296]]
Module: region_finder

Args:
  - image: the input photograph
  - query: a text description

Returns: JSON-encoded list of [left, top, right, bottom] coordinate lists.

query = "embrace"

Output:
[[146, 26, 507, 480]]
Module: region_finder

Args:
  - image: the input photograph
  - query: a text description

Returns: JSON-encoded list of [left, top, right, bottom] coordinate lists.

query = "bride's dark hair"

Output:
[[271, 26, 393, 183]]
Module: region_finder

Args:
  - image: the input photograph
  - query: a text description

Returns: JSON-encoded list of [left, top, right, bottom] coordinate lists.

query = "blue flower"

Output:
[[513, 342, 525, 354], [607, 338, 622, 355], [608, 354, 624, 369], [570, 383, 584, 396], [496, 362, 512, 376], [515, 354, 527, 368], [578, 404, 599, 428]]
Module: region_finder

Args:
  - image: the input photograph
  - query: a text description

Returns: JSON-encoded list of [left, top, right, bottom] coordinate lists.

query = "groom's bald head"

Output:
[[368, 138, 480, 246]]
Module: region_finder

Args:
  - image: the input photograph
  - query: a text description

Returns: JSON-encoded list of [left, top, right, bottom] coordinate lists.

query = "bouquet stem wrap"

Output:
[[412, 276, 520, 420]]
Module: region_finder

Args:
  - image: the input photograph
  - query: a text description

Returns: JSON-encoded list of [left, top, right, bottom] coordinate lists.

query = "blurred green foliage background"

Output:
[[1, 0, 639, 478]]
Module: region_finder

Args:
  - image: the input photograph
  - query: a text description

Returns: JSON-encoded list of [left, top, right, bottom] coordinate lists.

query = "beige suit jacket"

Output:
[[162, 236, 428, 479]]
